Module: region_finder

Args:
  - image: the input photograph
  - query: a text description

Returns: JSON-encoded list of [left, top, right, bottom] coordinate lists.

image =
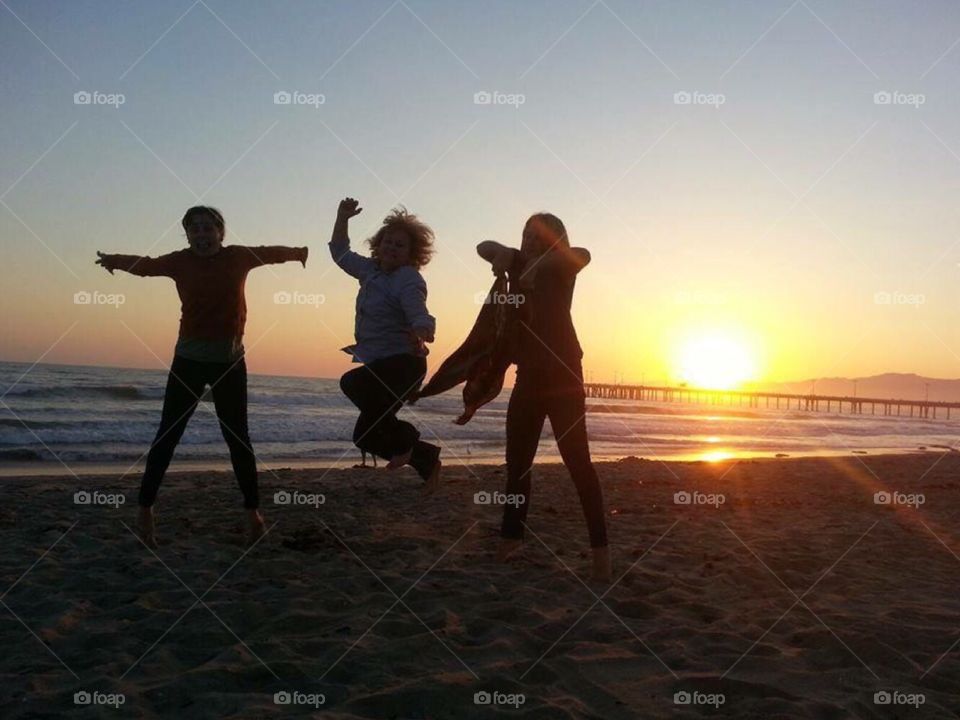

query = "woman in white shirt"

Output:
[[329, 198, 442, 491]]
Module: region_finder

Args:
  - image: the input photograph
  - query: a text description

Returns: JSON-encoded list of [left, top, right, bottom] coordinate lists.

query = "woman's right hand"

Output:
[[337, 197, 363, 221], [491, 247, 514, 277], [95, 251, 118, 274]]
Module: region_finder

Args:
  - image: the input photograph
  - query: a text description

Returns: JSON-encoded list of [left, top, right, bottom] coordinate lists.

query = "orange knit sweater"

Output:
[[112, 245, 302, 340]]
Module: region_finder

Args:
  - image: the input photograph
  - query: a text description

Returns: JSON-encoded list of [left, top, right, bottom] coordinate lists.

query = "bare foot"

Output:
[[138, 506, 158, 549], [247, 509, 266, 545], [386, 448, 412, 469], [496, 538, 523, 562], [422, 459, 442, 494], [591, 546, 612, 583]]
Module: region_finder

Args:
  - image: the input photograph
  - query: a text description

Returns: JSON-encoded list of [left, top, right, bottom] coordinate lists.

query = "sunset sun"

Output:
[[676, 332, 758, 390]]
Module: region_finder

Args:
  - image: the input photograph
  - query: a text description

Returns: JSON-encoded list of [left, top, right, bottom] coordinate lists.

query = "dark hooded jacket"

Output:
[[409, 273, 518, 424]]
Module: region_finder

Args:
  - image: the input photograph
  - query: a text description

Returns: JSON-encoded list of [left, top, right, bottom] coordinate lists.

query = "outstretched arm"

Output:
[[95, 251, 175, 277], [329, 197, 375, 280], [240, 246, 308, 268], [476, 240, 519, 276]]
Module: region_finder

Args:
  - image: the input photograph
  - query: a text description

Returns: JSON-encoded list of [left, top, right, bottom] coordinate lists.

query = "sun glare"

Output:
[[676, 332, 757, 390]]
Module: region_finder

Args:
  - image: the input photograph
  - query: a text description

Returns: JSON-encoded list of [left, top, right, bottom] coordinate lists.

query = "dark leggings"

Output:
[[501, 377, 608, 548], [139, 355, 259, 509], [339, 353, 440, 481]]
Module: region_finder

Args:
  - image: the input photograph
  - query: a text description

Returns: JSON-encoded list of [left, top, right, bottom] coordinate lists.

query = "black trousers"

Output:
[[139, 355, 259, 509], [501, 373, 608, 548], [339, 353, 440, 480]]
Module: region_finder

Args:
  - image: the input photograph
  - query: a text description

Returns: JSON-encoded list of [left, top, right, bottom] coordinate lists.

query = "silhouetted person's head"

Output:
[[368, 206, 435, 272], [181, 206, 225, 257], [522, 213, 570, 257]]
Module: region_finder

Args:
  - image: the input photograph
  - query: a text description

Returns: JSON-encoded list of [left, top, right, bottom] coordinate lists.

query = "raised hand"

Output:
[[491, 247, 514, 277], [337, 197, 363, 221], [95, 251, 118, 275]]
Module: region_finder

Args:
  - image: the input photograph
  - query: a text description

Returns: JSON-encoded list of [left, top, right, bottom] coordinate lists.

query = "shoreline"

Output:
[[0, 446, 957, 481], [0, 446, 951, 479]]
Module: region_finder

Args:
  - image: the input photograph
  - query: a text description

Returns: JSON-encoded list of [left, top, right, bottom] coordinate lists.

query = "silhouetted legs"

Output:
[[501, 379, 608, 548], [339, 353, 440, 481]]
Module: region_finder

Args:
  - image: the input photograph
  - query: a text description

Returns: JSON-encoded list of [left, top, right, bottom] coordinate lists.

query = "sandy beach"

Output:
[[1, 452, 959, 718]]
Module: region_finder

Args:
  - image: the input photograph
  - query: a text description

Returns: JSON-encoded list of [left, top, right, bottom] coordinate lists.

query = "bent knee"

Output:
[[340, 370, 363, 398]]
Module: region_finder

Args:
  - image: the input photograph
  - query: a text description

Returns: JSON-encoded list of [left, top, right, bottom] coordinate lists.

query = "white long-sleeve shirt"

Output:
[[329, 236, 436, 364]]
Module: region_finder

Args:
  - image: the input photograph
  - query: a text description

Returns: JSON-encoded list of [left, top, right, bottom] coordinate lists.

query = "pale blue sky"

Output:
[[2, 0, 960, 382]]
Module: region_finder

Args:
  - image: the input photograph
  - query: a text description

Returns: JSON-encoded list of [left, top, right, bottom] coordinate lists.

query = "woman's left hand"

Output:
[[409, 327, 433, 356]]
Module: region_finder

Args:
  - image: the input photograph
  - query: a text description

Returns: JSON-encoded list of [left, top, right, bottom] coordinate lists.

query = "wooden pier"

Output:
[[583, 384, 959, 420]]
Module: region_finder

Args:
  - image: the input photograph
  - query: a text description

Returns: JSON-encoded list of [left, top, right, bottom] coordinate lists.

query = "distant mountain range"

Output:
[[745, 374, 960, 403]]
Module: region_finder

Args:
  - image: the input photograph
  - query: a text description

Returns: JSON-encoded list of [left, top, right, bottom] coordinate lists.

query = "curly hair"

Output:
[[367, 206, 435, 269]]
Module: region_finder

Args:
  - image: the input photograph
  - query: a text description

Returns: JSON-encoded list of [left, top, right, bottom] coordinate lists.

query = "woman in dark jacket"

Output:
[[477, 213, 610, 581]]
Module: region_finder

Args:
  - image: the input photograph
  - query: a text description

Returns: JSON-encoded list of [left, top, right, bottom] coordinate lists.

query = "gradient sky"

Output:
[[2, 0, 959, 383]]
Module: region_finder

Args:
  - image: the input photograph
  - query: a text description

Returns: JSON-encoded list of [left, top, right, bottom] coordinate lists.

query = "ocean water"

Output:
[[0, 361, 956, 475]]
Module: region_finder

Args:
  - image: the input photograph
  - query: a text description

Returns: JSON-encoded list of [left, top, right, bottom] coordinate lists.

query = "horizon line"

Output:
[[0, 358, 958, 386]]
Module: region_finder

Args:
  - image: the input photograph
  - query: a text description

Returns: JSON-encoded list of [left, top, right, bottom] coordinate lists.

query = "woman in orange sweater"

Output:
[[96, 206, 307, 547]]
